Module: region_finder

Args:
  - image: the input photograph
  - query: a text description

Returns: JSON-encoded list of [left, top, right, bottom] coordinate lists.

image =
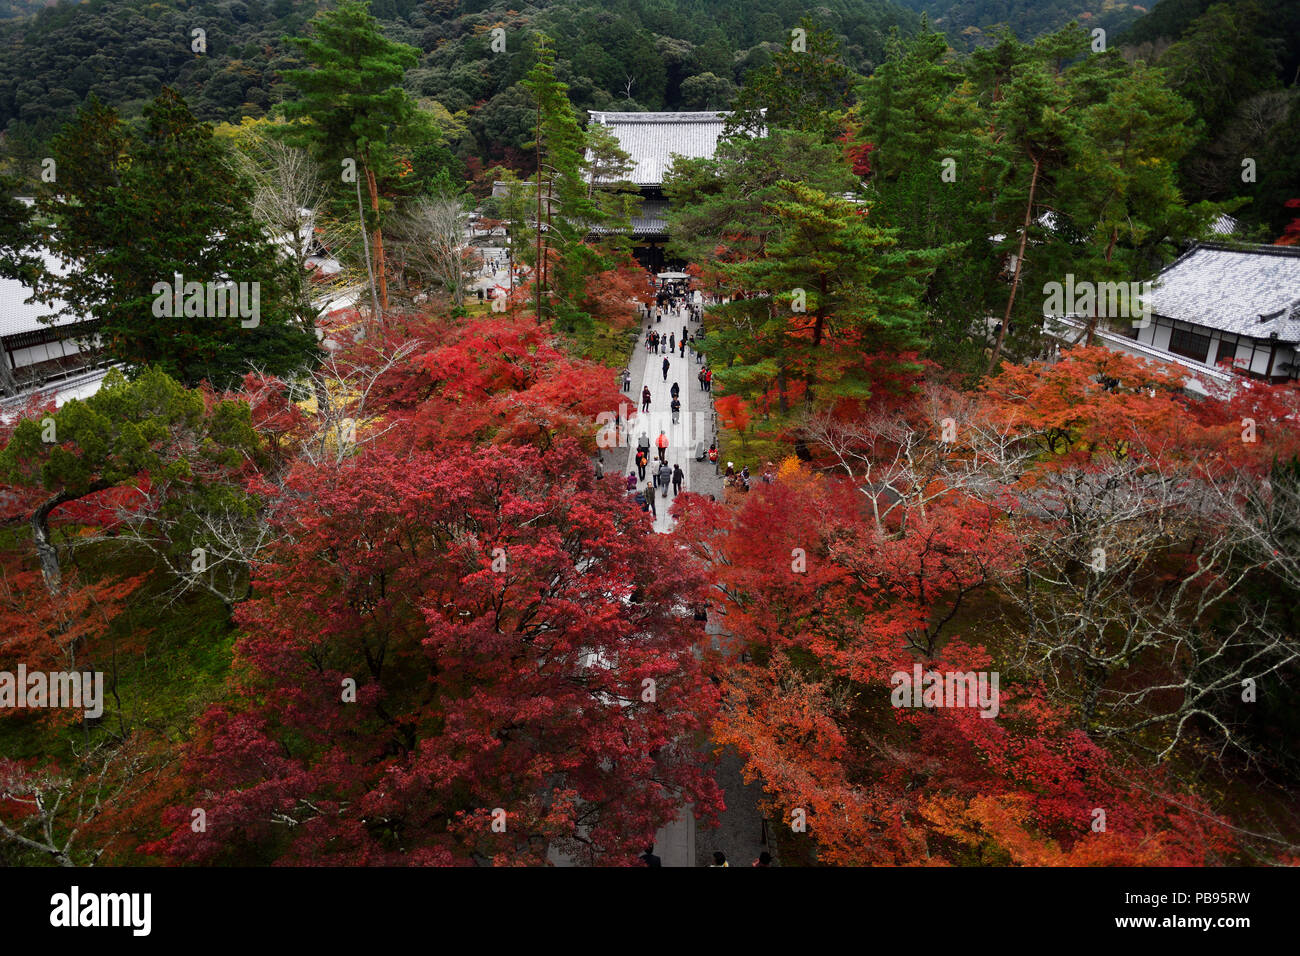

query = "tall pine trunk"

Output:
[[988, 153, 1041, 374], [365, 166, 388, 310], [355, 171, 381, 331]]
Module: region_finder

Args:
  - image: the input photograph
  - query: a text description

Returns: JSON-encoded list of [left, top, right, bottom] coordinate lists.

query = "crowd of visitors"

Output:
[[621, 283, 767, 518]]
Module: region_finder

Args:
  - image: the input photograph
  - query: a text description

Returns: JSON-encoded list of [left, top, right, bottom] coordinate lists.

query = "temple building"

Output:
[[1045, 242, 1300, 394], [585, 110, 733, 272], [0, 246, 103, 397]]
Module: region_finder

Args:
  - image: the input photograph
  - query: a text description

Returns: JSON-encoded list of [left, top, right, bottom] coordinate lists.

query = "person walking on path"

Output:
[[644, 482, 656, 518], [710, 851, 730, 868], [662, 357, 670, 381], [672, 463, 684, 496], [669, 333, 675, 353], [622, 367, 631, 392], [641, 386, 652, 413], [656, 429, 669, 463], [671, 396, 681, 424], [640, 846, 662, 867], [657, 460, 672, 498], [626, 471, 638, 493], [698, 367, 706, 391], [670, 381, 680, 400], [679, 338, 685, 358], [682, 324, 688, 343], [635, 448, 649, 480], [704, 367, 713, 391]]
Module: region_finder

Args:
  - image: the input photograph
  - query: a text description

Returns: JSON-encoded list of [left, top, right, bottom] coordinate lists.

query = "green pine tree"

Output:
[[36, 89, 317, 389], [278, 0, 423, 318], [519, 34, 636, 335], [710, 180, 945, 422], [727, 17, 861, 143]]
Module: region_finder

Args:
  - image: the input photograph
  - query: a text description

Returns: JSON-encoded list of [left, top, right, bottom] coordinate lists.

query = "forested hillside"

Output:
[[894, 0, 1146, 45], [1120, 0, 1300, 236], [0, 0, 918, 182], [0, 0, 59, 19]]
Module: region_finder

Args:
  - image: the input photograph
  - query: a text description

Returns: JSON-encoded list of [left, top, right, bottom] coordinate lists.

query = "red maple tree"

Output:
[[146, 440, 722, 865]]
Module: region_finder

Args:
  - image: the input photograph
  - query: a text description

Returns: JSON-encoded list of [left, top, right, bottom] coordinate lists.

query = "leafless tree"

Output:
[[992, 448, 1296, 762], [806, 392, 1298, 764], [294, 340, 420, 469], [391, 197, 476, 308], [1214, 456, 1300, 596], [804, 385, 1034, 535], [72, 345, 420, 610], [0, 741, 148, 866], [229, 138, 361, 331]]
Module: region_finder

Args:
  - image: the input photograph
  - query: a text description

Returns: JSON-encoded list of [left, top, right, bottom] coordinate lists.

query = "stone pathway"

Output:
[[618, 305, 718, 531], [593, 296, 768, 868]]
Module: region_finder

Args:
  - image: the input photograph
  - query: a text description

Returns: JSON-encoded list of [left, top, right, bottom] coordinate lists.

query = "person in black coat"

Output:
[[662, 357, 670, 381], [640, 845, 662, 867], [672, 463, 684, 495]]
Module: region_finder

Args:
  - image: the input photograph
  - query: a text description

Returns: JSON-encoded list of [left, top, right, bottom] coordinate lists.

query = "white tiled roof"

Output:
[[1150, 243, 1300, 343], [588, 111, 731, 186], [1045, 313, 1235, 392], [0, 249, 83, 339], [1210, 214, 1238, 235]]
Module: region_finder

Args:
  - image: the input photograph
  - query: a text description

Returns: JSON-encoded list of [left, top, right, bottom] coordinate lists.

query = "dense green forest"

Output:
[[1118, 0, 1300, 236], [0, 0, 57, 19], [2, 0, 1296, 211], [896, 0, 1145, 45], [0, 0, 919, 182]]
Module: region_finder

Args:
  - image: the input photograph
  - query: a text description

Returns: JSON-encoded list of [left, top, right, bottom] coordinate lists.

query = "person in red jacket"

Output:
[[656, 429, 669, 463]]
